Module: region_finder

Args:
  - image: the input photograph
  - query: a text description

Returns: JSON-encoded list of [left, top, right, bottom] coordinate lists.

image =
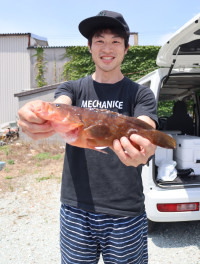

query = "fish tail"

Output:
[[140, 130, 176, 149]]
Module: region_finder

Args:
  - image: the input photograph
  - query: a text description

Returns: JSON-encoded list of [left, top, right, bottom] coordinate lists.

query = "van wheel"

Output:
[[148, 219, 155, 233]]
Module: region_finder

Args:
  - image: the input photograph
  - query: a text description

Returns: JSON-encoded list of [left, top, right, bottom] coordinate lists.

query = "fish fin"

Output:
[[94, 148, 108, 154], [86, 139, 108, 154], [139, 130, 176, 149], [84, 124, 112, 139]]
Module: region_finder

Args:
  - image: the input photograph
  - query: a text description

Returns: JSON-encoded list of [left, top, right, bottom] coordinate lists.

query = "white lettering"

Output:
[[119, 101, 123, 109], [88, 100, 93, 108], [102, 101, 107, 108], [93, 100, 98, 108], [97, 101, 101, 108], [107, 101, 113, 108], [81, 101, 88, 108], [81, 100, 124, 110]]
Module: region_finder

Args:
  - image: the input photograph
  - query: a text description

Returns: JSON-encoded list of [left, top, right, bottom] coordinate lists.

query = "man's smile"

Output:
[[100, 56, 115, 62]]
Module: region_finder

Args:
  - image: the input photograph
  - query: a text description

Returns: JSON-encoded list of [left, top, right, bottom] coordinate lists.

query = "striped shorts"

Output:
[[60, 204, 148, 264]]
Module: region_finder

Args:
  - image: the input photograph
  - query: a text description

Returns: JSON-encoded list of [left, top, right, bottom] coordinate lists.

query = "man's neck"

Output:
[[92, 71, 124, 84]]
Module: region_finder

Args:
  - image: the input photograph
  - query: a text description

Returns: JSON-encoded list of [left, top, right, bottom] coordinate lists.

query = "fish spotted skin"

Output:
[[33, 102, 176, 152]]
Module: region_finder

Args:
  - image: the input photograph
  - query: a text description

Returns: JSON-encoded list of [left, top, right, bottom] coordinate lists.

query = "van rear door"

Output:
[[156, 13, 200, 69]]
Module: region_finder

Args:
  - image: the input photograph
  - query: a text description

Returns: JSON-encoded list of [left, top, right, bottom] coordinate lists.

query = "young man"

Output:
[[18, 10, 157, 264]]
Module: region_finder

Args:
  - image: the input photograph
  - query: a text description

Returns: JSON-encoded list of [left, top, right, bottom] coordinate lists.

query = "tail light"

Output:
[[157, 202, 199, 212]]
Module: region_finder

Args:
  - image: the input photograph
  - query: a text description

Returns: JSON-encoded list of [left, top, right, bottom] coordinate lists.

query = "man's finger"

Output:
[[120, 137, 139, 157], [22, 128, 56, 140], [18, 119, 53, 134]]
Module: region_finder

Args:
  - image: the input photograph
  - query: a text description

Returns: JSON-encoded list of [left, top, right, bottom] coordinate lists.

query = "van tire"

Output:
[[148, 219, 156, 233]]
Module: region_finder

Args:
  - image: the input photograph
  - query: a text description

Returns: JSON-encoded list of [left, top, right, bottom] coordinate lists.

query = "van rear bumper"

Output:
[[145, 188, 200, 222]]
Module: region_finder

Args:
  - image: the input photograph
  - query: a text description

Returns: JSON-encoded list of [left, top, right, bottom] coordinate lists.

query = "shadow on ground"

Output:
[[149, 220, 200, 249]]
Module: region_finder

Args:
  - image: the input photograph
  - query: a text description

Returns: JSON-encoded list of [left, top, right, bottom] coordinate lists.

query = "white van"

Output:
[[138, 13, 200, 230]]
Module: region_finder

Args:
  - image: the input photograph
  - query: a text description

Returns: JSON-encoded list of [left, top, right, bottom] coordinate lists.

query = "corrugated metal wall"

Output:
[[29, 47, 69, 89], [0, 35, 31, 125]]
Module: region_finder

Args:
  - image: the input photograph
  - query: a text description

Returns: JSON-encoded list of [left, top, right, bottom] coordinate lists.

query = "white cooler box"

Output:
[[155, 147, 173, 165], [173, 135, 200, 175]]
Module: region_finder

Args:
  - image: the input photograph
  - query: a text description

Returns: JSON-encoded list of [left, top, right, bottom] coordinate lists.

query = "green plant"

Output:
[[63, 46, 94, 80], [51, 154, 61, 160], [157, 101, 175, 117], [122, 46, 160, 81], [8, 160, 14, 165], [34, 152, 51, 160], [0, 145, 11, 156], [5, 176, 13, 180], [33, 47, 47, 87], [157, 100, 194, 118], [36, 176, 51, 182], [62, 45, 160, 81], [20, 169, 26, 175], [4, 167, 10, 173], [34, 152, 61, 161]]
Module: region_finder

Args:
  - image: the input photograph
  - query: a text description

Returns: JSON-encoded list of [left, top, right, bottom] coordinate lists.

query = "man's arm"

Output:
[[137, 115, 156, 129], [53, 95, 72, 105], [112, 115, 157, 167], [18, 95, 72, 140]]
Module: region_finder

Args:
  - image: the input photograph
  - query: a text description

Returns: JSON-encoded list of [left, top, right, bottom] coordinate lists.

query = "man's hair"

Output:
[[88, 27, 129, 49]]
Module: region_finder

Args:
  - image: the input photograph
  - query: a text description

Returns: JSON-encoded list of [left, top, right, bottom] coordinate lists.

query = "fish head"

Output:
[[34, 102, 71, 122], [34, 102, 84, 136]]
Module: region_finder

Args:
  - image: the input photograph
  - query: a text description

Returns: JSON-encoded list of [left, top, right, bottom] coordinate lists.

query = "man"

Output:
[[18, 10, 157, 264]]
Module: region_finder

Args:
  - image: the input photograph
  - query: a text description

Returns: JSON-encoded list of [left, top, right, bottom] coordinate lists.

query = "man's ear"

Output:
[[88, 41, 92, 53], [124, 44, 130, 55]]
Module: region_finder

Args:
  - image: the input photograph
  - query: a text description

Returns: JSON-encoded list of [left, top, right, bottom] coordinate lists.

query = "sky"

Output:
[[0, 0, 200, 47]]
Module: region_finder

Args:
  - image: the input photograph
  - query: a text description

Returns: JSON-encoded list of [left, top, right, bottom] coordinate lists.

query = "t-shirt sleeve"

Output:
[[54, 81, 74, 101], [134, 85, 158, 125]]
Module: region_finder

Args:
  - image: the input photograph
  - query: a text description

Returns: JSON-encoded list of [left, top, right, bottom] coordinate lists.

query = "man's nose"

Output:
[[102, 43, 113, 52]]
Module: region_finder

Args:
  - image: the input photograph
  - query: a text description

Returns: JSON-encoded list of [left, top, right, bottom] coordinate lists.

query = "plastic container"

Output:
[[155, 147, 173, 165], [155, 133, 174, 165], [0, 161, 6, 171], [173, 135, 200, 175]]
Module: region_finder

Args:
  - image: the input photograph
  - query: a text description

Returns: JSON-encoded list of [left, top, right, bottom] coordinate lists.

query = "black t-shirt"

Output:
[[54, 75, 157, 217]]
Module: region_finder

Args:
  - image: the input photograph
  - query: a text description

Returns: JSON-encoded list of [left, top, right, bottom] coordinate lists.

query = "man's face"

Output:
[[89, 29, 129, 74]]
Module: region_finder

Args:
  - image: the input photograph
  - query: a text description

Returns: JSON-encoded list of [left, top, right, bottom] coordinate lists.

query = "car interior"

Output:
[[155, 72, 200, 188]]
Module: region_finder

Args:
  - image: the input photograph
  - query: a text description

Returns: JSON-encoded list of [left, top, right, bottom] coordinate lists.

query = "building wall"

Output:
[[0, 33, 69, 126], [29, 47, 69, 89], [15, 84, 65, 145], [0, 35, 31, 124], [17, 85, 58, 108]]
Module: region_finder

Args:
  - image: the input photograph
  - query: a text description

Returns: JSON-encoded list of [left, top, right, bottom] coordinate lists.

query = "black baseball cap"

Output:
[[79, 10, 130, 39]]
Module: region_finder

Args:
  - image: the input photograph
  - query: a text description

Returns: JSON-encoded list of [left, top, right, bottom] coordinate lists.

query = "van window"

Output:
[[157, 101, 174, 117], [157, 100, 194, 132]]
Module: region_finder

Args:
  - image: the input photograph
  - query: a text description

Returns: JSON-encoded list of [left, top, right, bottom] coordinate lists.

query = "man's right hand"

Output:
[[18, 100, 55, 140]]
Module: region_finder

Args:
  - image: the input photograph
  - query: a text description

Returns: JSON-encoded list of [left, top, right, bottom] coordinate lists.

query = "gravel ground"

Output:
[[1, 173, 200, 264]]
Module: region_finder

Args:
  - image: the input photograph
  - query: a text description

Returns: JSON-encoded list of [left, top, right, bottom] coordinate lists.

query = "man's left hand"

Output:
[[112, 134, 156, 167]]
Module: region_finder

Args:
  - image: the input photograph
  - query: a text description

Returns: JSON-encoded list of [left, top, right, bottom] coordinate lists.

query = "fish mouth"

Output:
[[41, 103, 57, 119]]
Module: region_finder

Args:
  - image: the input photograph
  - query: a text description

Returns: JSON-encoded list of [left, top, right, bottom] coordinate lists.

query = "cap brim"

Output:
[[79, 16, 128, 39]]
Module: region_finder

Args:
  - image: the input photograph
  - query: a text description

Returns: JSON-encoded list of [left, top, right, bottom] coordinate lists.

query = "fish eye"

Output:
[[55, 104, 60, 108]]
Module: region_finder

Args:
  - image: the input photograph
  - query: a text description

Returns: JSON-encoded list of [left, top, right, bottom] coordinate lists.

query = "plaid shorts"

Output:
[[60, 204, 148, 264]]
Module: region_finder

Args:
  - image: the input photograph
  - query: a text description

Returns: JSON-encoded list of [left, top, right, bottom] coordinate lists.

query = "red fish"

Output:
[[33, 102, 176, 152]]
